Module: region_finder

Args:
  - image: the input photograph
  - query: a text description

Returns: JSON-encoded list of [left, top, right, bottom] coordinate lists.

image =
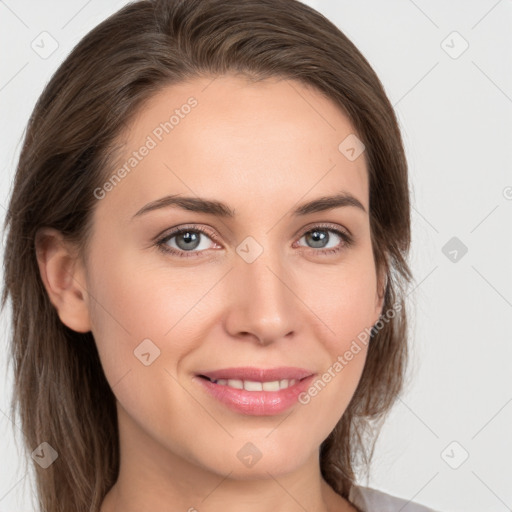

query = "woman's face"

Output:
[[81, 74, 384, 479]]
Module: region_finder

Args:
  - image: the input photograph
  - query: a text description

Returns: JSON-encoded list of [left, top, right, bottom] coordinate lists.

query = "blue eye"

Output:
[[155, 224, 353, 259], [156, 226, 217, 258], [295, 226, 353, 255]]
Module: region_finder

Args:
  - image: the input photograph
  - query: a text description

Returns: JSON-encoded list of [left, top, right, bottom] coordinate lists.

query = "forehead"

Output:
[[101, 74, 368, 218]]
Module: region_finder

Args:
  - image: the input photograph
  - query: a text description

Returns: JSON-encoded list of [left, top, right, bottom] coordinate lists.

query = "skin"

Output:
[[35, 74, 385, 512]]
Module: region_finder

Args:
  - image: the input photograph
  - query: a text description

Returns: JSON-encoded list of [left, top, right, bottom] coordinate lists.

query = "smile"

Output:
[[194, 367, 316, 415], [201, 376, 298, 391]]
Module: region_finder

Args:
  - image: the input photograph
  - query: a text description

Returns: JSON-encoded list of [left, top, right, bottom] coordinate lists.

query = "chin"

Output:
[[200, 439, 312, 480]]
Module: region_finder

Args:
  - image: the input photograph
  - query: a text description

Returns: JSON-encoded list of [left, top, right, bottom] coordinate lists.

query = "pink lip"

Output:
[[194, 366, 316, 416]]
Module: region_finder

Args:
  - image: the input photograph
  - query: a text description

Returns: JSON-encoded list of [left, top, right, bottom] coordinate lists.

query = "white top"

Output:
[[348, 484, 440, 512]]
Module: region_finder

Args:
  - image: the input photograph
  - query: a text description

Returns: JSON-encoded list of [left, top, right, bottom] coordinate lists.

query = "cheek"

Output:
[[292, 288, 374, 447], [305, 254, 379, 347], [84, 252, 206, 445], [84, 242, 201, 388], [294, 256, 377, 419]]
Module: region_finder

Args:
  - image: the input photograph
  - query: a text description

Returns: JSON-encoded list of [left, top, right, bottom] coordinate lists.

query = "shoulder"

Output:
[[348, 484, 441, 512]]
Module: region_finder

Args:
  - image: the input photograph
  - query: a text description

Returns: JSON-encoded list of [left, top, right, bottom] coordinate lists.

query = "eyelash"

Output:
[[155, 224, 354, 259]]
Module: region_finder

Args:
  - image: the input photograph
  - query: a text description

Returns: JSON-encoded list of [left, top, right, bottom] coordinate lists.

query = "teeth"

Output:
[[210, 378, 297, 391], [262, 380, 280, 391], [227, 379, 244, 389], [244, 380, 262, 391]]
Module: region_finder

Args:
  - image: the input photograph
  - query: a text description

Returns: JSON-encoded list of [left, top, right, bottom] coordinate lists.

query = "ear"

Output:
[[35, 227, 92, 333]]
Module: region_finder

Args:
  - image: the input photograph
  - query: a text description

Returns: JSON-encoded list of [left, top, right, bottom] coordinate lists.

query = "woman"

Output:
[[2, 0, 440, 511]]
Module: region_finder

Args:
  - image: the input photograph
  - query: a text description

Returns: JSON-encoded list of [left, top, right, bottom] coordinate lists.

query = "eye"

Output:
[[156, 226, 219, 258], [294, 224, 353, 256], [155, 223, 353, 258]]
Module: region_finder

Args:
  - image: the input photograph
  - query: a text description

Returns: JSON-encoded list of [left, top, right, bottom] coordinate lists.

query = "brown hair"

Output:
[[2, 0, 412, 511]]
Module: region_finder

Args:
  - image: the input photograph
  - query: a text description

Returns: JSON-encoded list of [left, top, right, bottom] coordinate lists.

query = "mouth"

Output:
[[194, 367, 316, 415], [196, 366, 315, 392], [197, 374, 309, 391]]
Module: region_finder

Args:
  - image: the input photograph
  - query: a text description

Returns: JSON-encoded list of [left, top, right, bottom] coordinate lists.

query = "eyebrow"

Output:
[[132, 192, 367, 220]]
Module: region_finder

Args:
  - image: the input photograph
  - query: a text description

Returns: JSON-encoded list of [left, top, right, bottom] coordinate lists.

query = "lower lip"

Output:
[[194, 375, 315, 416]]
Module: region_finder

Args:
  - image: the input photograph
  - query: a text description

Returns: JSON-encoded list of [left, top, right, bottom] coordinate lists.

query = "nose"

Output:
[[223, 246, 300, 346]]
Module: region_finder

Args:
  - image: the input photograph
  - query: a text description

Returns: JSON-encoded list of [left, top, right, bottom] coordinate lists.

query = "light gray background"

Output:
[[1, 1, 511, 511]]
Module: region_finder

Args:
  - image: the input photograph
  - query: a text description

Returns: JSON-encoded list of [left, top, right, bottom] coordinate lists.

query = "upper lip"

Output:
[[197, 366, 315, 382]]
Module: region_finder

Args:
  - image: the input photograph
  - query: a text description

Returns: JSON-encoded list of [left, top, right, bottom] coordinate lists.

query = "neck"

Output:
[[100, 405, 356, 512]]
